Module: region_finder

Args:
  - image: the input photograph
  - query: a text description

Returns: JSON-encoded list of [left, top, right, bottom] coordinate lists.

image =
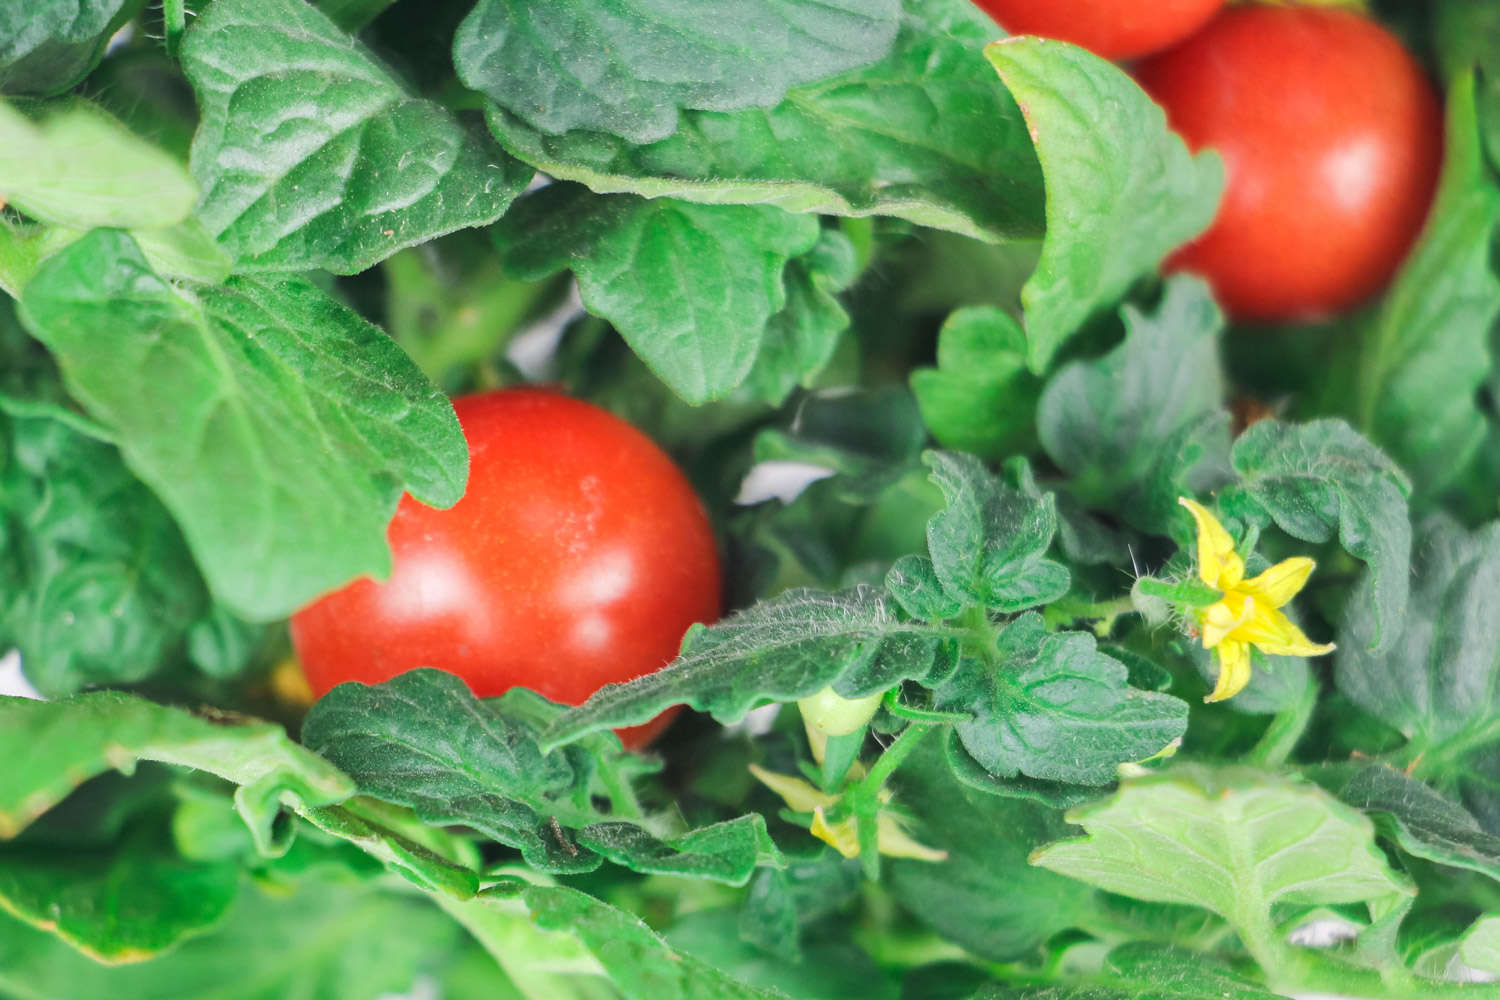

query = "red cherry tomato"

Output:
[[290, 388, 722, 749], [974, 0, 1226, 61], [1136, 5, 1442, 322]]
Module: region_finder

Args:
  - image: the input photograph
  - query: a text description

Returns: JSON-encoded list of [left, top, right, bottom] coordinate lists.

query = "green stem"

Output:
[[162, 0, 186, 60], [1245, 672, 1318, 768], [863, 721, 936, 793], [882, 688, 971, 724]]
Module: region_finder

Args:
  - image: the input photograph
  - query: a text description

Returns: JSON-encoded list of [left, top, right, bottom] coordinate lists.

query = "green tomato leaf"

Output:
[[0, 410, 211, 696], [943, 730, 1097, 810], [1460, 916, 1500, 976], [0, 874, 469, 1000], [182, 0, 531, 274], [0, 691, 353, 852], [910, 306, 1041, 461], [1317, 762, 1500, 883], [294, 803, 481, 900], [455, 0, 898, 144], [923, 451, 1070, 613], [1353, 74, 1500, 497], [886, 738, 1091, 961], [0, 0, 137, 95], [935, 614, 1188, 785], [973, 944, 1292, 999], [752, 386, 928, 503], [1038, 276, 1231, 536], [1226, 418, 1411, 654], [1032, 764, 1411, 930], [482, 0, 1045, 243], [18, 229, 467, 621], [494, 183, 820, 403], [983, 39, 1222, 372], [744, 228, 858, 405], [493, 882, 786, 1000], [0, 816, 239, 963], [542, 587, 959, 749], [302, 670, 780, 881], [0, 98, 197, 230], [885, 555, 965, 623]]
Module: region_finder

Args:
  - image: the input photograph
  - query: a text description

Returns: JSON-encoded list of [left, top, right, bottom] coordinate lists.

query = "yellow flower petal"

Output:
[[1238, 605, 1337, 658], [749, 765, 834, 813], [810, 807, 861, 859], [1179, 497, 1244, 589], [875, 814, 948, 862], [1199, 594, 1254, 649], [1206, 639, 1252, 702], [1243, 556, 1316, 609]]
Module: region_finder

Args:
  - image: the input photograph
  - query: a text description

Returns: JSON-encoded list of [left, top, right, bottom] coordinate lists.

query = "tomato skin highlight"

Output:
[[1136, 5, 1442, 323], [974, 0, 1226, 61], [290, 388, 722, 750]]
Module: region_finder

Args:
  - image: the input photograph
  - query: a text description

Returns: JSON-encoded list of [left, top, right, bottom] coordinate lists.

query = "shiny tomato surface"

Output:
[[1136, 5, 1442, 322], [974, 0, 1225, 60], [291, 388, 722, 749]]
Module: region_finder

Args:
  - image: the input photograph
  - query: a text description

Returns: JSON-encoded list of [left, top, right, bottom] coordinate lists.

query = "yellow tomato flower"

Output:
[[748, 764, 946, 863], [1178, 497, 1335, 703]]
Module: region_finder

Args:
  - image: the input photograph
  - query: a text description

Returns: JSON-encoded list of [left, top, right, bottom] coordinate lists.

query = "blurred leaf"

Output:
[[18, 230, 467, 621], [482, 0, 1045, 243], [910, 306, 1040, 460], [183, 0, 530, 273], [1038, 276, 1230, 535], [495, 183, 820, 403], [984, 39, 1221, 371], [0, 0, 138, 95], [456, 0, 898, 144], [973, 944, 1290, 999], [753, 386, 927, 502]]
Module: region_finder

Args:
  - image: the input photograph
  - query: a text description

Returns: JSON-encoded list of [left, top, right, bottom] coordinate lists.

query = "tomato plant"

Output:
[[289, 389, 721, 749], [1136, 4, 1443, 321], [974, 0, 1225, 60]]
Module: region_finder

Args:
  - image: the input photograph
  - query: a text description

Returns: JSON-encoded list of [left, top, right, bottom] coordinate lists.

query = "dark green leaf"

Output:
[[1319, 762, 1500, 883], [752, 386, 927, 503], [1228, 418, 1411, 653], [482, 0, 1044, 243], [495, 183, 820, 403], [745, 229, 857, 405], [910, 306, 1040, 460], [975, 944, 1291, 999], [936, 614, 1187, 785], [1038, 276, 1231, 535], [885, 555, 964, 623], [924, 451, 1070, 613], [1032, 764, 1410, 923], [0, 0, 137, 95], [0, 690, 353, 850], [943, 730, 1097, 810], [0, 874, 468, 1000], [542, 587, 959, 748], [18, 230, 467, 621], [182, 0, 530, 274], [0, 816, 238, 963], [886, 738, 1090, 961], [0, 410, 209, 696], [984, 39, 1222, 371], [1353, 74, 1500, 496], [455, 0, 898, 144], [302, 670, 779, 880], [0, 98, 196, 230]]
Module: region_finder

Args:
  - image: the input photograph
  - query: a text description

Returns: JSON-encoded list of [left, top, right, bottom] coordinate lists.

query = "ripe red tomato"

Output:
[[974, 0, 1226, 61], [1136, 5, 1442, 322], [290, 388, 722, 750]]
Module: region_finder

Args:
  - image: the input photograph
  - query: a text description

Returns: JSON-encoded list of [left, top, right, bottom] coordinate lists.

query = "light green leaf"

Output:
[[495, 183, 820, 403], [0, 691, 353, 851], [18, 229, 467, 621], [935, 614, 1187, 785], [482, 0, 1045, 243], [910, 306, 1040, 461], [1460, 916, 1500, 976], [745, 229, 857, 405], [984, 39, 1222, 372], [1227, 418, 1411, 654], [923, 451, 1070, 613], [1354, 74, 1500, 496], [1038, 276, 1230, 535], [0, 98, 196, 230], [1032, 765, 1411, 935], [542, 587, 959, 748], [183, 0, 531, 274], [455, 0, 898, 144]]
